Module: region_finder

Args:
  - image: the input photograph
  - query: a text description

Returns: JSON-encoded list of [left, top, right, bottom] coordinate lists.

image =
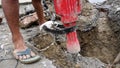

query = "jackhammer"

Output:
[[42, 0, 81, 53]]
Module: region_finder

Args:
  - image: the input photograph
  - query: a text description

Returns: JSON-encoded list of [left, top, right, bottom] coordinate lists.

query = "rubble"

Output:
[[0, 0, 120, 68], [0, 17, 3, 24], [19, 12, 38, 28], [29, 0, 120, 67]]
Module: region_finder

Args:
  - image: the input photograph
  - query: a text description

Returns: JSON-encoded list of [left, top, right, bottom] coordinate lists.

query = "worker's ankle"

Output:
[[12, 35, 26, 49]]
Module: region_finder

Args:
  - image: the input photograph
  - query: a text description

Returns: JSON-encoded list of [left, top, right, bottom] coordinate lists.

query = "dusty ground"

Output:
[[0, 0, 120, 68]]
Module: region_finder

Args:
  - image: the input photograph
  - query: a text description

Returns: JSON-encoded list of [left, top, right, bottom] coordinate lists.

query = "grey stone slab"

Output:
[[0, 60, 17, 68], [17, 58, 56, 68]]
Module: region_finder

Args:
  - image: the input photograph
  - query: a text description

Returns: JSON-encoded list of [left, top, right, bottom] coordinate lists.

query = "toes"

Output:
[[18, 55, 30, 60], [19, 56, 23, 60], [13, 49, 37, 60], [22, 55, 27, 59], [31, 51, 36, 57], [26, 55, 31, 58]]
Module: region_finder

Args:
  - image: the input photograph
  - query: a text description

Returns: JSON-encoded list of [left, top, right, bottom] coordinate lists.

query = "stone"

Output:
[[0, 17, 3, 24], [0, 60, 17, 68], [19, 12, 38, 28]]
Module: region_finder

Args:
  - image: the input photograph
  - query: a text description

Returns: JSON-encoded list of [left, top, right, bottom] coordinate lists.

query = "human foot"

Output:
[[13, 48, 40, 64], [12, 37, 40, 64]]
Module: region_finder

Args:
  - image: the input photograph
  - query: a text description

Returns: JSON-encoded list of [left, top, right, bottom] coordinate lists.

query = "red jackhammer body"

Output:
[[53, 0, 81, 53]]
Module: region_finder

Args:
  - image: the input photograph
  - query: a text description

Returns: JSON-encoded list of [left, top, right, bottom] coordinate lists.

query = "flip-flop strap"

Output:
[[16, 48, 31, 56]]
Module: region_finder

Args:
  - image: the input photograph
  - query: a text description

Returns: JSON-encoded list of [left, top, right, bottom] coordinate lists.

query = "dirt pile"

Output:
[[77, 1, 120, 64]]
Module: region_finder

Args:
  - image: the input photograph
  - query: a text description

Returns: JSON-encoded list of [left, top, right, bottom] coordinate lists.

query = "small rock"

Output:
[[19, 12, 38, 28], [88, 0, 106, 4], [0, 17, 3, 24], [115, 64, 120, 68]]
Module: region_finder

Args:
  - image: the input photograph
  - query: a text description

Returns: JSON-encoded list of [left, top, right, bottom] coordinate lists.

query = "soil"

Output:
[[0, 0, 120, 68], [28, 0, 120, 68]]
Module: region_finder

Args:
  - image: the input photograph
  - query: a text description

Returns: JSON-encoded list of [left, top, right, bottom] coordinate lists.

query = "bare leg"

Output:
[[32, 0, 45, 25], [2, 0, 35, 60]]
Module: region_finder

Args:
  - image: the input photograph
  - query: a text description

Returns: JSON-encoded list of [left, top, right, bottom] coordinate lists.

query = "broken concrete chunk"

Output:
[[19, 12, 38, 28]]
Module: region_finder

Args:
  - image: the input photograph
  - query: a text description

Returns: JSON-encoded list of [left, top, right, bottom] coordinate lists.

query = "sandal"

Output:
[[15, 48, 40, 64]]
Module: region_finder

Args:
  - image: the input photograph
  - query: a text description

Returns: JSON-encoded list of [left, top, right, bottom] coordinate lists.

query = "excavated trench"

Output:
[[27, 0, 120, 68]]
